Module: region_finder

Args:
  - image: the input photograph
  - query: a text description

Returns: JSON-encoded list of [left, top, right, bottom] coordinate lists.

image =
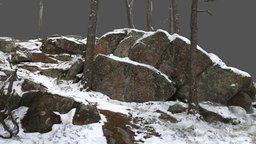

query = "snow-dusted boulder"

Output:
[[21, 91, 101, 133], [95, 29, 255, 111], [42, 36, 86, 54], [92, 54, 176, 102]]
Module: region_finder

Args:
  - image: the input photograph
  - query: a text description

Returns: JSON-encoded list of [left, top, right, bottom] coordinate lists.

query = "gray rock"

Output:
[[0, 37, 16, 53]]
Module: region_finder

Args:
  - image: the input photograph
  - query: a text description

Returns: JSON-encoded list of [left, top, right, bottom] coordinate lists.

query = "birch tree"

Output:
[[169, 0, 180, 34], [147, 0, 154, 31], [125, 0, 135, 28], [83, 0, 99, 90], [38, 0, 44, 38]]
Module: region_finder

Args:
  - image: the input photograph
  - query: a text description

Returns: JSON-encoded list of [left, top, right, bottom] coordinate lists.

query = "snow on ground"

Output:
[[1, 33, 255, 144], [1, 66, 256, 144]]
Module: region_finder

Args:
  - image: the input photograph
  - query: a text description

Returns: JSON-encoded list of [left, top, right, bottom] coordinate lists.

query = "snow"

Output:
[[16, 40, 42, 51], [48, 36, 86, 45]]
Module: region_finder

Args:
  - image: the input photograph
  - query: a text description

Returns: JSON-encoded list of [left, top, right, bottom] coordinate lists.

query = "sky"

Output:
[[0, 0, 256, 80]]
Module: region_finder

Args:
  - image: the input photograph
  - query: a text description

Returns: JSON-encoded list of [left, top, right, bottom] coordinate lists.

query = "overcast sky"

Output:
[[0, 0, 256, 80]]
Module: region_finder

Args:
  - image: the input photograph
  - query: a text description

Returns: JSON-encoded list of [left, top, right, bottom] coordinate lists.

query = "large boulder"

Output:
[[21, 79, 47, 92], [227, 92, 253, 112], [0, 37, 16, 52], [92, 54, 176, 102], [96, 29, 255, 110], [41, 36, 86, 55]]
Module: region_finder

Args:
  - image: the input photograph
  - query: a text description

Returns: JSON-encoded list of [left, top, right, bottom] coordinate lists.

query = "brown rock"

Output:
[[156, 110, 178, 123], [42, 36, 85, 54], [72, 103, 100, 125], [92, 54, 176, 102], [95, 30, 127, 55], [227, 92, 253, 112], [11, 51, 57, 64]]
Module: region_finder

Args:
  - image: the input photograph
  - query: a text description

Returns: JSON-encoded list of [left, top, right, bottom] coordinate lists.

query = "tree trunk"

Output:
[[169, 0, 180, 34], [38, 0, 43, 38], [147, 0, 154, 31], [125, 0, 135, 28], [83, 0, 99, 90], [188, 0, 199, 115]]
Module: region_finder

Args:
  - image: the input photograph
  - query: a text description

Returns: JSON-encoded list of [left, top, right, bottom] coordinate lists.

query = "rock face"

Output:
[[92, 54, 176, 102], [95, 29, 256, 110], [42, 36, 86, 55]]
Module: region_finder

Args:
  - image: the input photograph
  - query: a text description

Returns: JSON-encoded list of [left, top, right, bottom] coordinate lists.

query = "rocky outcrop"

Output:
[[21, 79, 47, 92], [92, 54, 176, 102], [95, 29, 255, 110], [41, 36, 86, 55], [227, 92, 253, 112]]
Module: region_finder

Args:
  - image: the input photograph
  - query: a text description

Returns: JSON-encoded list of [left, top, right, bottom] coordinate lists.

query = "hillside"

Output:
[[0, 29, 256, 144]]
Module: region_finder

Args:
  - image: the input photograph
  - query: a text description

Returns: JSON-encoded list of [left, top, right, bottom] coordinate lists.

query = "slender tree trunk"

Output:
[[125, 0, 135, 28], [38, 0, 43, 38], [188, 0, 199, 115], [169, 0, 180, 34], [147, 0, 154, 31], [83, 0, 99, 90]]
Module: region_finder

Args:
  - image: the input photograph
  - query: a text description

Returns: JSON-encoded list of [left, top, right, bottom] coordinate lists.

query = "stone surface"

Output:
[[21, 79, 47, 92], [11, 51, 58, 64], [65, 58, 84, 80], [72, 103, 101, 125], [156, 110, 178, 123], [168, 103, 187, 114], [20, 91, 74, 114], [227, 92, 253, 112], [95, 31, 127, 55], [92, 54, 176, 102], [40, 68, 67, 79], [114, 30, 144, 57], [199, 106, 232, 123], [42, 36, 86, 54], [0, 37, 16, 52]]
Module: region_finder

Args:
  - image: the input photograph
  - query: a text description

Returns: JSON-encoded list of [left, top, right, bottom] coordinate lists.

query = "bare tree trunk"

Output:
[[169, 0, 180, 34], [125, 0, 135, 28], [38, 0, 43, 38], [83, 0, 99, 90], [188, 0, 199, 115], [147, 0, 154, 31]]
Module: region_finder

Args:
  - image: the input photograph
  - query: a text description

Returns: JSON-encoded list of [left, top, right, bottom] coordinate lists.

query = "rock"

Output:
[[196, 65, 254, 106], [65, 58, 84, 80], [40, 68, 67, 79], [21, 106, 61, 133], [11, 51, 58, 64], [18, 64, 40, 72], [128, 31, 213, 87], [0, 37, 16, 52], [227, 92, 253, 112], [168, 103, 187, 114], [53, 54, 74, 61], [199, 106, 232, 123], [0, 93, 21, 112], [20, 91, 74, 114], [21, 79, 47, 92], [156, 110, 178, 123], [72, 103, 100, 125], [101, 110, 135, 144], [92, 54, 176, 102], [114, 30, 144, 57], [95, 30, 127, 55], [42, 36, 86, 54]]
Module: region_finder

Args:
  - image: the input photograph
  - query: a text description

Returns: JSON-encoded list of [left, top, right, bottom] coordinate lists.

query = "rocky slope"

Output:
[[0, 29, 256, 144]]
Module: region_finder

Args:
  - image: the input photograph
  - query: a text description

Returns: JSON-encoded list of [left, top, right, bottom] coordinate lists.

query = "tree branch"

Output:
[[197, 9, 213, 16]]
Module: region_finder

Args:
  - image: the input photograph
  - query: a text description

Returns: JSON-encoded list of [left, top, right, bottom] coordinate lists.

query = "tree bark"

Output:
[[147, 0, 154, 31], [38, 0, 43, 38], [188, 0, 199, 115], [83, 0, 99, 90], [125, 0, 135, 28], [169, 0, 180, 34]]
